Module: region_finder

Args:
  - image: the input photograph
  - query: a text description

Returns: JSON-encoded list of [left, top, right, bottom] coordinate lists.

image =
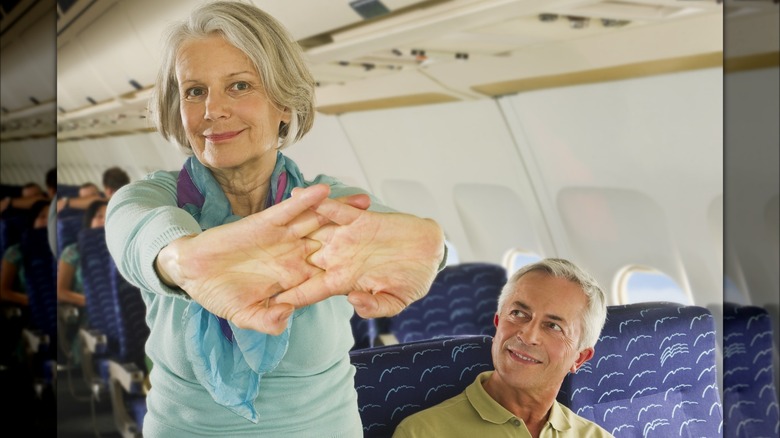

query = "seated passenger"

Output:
[[57, 167, 129, 212], [0, 181, 51, 215], [56, 200, 108, 365], [393, 258, 612, 438], [78, 182, 101, 198], [0, 200, 50, 307]]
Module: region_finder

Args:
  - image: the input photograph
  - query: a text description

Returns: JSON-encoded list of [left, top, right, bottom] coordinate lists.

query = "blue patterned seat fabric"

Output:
[[79, 227, 120, 358], [389, 262, 507, 343], [57, 184, 80, 198], [20, 227, 58, 346], [350, 334, 494, 438], [723, 302, 779, 438], [350, 312, 378, 350], [557, 302, 723, 437], [0, 215, 27, 257], [56, 213, 84, 258], [79, 226, 149, 435]]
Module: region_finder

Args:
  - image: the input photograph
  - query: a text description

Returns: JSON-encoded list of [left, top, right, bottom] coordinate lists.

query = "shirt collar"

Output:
[[465, 371, 573, 433]]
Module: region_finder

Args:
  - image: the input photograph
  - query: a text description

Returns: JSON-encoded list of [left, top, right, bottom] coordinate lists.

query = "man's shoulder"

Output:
[[393, 391, 471, 436], [556, 402, 615, 437]]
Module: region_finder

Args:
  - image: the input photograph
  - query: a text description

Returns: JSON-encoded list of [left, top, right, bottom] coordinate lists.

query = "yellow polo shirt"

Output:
[[393, 371, 614, 438]]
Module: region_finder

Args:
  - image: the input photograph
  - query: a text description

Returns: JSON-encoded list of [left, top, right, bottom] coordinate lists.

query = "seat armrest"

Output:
[[79, 327, 107, 355], [376, 333, 399, 346], [108, 359, 145, 395], [58, 304, 80, 324], [21, 328, 49, 353]]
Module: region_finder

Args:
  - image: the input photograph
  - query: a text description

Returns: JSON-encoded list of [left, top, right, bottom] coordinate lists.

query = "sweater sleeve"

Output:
[[105, 170, 202, 298]]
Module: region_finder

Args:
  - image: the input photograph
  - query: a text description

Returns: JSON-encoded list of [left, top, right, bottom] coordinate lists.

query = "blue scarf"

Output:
[[176, 151, 306, 423]]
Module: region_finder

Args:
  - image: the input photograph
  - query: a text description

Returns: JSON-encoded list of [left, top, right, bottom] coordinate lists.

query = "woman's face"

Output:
[[90, 205, 107, 228], [175, 35, 290, 172]]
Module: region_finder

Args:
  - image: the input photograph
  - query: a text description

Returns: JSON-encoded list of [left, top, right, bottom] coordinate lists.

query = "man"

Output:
[[393, 258, 613, 438]]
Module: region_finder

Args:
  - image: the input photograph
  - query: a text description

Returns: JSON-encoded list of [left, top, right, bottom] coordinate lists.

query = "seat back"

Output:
[[108, 261, 150, 369], [1, 214, 27, 257], [78, 227, 119, 350], [56, 213, 84, 258], [557, 302, 723, 437], [20, 227, 58, 343], [350, 334, 494, 437], [389, 263, 506, 342], [723, 302, 780, 437], [57, 184, 80, 198], [350, 313, 377, 351]]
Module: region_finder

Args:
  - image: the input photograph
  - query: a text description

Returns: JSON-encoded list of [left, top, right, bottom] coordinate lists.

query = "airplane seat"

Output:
[[80, 226, 148, 437], [388, 263, 506, 343], [19, 227, 59, 394], [350, 312, 377, 350], [106, 261, 149, 437], [0, 183, 23, 199], [56, 212, 84, 258], [57, 184, 80, 198], [78, 227, 120, 394], [1, 214, 28, 256], [723, 302, 780, 438], [0, 215, 31, 367], [557, 302, 723, 437], [349, 334, 493, 437]]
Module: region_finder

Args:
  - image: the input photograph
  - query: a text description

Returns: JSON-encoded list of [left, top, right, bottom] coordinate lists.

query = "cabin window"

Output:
[[444, 240, 460, 266], [502, 249, 542, 277], [724, 276, 748, 305], [617, 266, 691, 305]]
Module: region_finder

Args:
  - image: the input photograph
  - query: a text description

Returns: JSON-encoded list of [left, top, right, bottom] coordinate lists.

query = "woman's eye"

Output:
[[232, 82, 250, 91], [185, 87, 205, 98]]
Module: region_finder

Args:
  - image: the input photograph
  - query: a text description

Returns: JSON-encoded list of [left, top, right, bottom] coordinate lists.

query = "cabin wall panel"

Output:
[[283, 113, 372, 191], [501, 68, 723, 306], [0, 140, 56, 187], [725, 67, 780, 399], [337, 99, 553, 264], [452, 183, 543, 262]]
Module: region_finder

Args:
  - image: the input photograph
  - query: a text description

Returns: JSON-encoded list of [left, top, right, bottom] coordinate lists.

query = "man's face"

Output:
[[490, 271, 594, 397]]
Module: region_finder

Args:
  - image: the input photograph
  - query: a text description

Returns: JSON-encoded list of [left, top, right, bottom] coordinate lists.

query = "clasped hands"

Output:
[[156, 184, 445, 335]]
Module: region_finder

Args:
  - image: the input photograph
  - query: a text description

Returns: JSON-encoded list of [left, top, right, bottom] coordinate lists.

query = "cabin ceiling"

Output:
[[1, 0, 775, 141]]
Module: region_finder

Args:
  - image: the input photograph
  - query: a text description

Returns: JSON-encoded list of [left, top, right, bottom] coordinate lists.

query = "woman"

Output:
[[0, 200, 49, 366], [0, 200, 50, 306], [105, 1, 445, 436], [56, 200, 107, 365]]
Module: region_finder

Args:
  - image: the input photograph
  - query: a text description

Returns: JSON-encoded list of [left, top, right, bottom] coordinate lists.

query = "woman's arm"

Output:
[[0, 259, 28, 306], [105, 170, 202, 297], [56, 258, 86, 307], [276, 194, 445, 318]]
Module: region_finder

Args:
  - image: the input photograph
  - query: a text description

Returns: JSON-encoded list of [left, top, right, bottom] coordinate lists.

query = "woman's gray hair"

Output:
[[152, 0, 315, 154], [497, 258, 607, 350]]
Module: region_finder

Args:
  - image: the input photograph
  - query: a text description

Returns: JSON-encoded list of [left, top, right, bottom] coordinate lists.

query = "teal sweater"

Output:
[[105, 169, 392, 437]]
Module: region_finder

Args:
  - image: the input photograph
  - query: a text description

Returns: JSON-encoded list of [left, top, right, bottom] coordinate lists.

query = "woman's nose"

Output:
[[204, 92, 229, 120]]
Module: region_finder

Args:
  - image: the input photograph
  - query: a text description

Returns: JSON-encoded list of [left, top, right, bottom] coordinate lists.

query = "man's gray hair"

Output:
[[497, 258, 607, 350]]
